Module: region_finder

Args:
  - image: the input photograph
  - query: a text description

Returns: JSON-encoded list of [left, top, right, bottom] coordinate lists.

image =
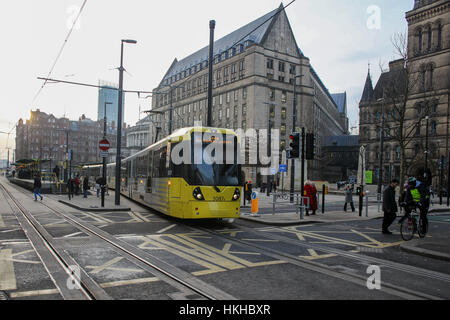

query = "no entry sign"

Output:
[[99, 139, 110, 152]]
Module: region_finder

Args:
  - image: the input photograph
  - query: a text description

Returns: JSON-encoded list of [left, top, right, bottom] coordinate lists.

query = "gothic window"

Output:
[[431, 121, 437, 135], [395, 146, 401, 161], [437, 21, 443, 49], [427, 25, 432, 52], [417, 27, 423, 54]]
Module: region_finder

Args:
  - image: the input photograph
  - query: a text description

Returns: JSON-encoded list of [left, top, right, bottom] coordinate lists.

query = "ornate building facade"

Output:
[[150, 5, 349, 186], [359, 0, 449, 187]]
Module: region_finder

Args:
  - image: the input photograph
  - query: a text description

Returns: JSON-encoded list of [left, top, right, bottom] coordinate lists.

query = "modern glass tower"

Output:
[[97, 80, 124, 128]]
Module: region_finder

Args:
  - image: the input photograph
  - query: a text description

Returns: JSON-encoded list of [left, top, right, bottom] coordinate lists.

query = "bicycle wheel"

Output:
[[401, 217, 416, 241], [418, 217, 428, 238]]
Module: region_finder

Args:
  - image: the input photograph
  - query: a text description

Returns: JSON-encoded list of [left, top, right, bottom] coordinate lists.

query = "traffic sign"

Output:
[[279, 165, 287, 173], [100, 151, 109, 158], [99, 139, 110, 152]]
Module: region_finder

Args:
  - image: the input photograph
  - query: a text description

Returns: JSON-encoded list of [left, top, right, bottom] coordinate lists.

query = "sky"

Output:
[[0, 0, 414, 160]]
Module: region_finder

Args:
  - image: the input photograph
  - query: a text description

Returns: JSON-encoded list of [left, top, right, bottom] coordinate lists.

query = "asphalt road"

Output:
[[1, 180, 449, 301]]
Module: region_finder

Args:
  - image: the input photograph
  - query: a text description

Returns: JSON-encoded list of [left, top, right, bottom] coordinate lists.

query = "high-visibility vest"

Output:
[[410, 188, 421, 203]]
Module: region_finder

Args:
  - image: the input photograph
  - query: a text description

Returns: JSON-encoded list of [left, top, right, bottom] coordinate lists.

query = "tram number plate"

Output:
[[213, 196, 225, 202]]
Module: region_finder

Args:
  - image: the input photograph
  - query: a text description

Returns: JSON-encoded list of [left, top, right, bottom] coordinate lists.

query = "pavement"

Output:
[[53, 191, 131, 212]]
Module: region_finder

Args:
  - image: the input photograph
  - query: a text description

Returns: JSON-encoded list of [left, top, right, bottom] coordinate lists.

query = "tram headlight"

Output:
[[232, 188, 240, 201], [193, 187, 205, 201]]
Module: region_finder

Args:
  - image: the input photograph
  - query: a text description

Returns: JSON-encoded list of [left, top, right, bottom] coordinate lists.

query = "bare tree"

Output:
[[378, 32, 438, 187]]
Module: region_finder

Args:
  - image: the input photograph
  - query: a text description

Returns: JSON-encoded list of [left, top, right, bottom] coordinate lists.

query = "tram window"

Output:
[[146, 176, 152, 193], [153, 150, 160, 178], [159, 149, 168, 177], [148, 151, 153, 176]]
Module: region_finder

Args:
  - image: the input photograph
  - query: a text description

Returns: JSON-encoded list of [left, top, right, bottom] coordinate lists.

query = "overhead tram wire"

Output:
[[32, 0, 88, 103]]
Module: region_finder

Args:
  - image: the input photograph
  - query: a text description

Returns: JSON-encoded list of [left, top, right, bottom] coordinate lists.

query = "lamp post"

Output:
[[290, 74, 304, 203], [263, 102, 276, 197], [207, 20, 215, 127], [425, 116, 430, 178], [102, 102, 112, 208], [115, 39, 137, 206], [377, 97, 385, 210]]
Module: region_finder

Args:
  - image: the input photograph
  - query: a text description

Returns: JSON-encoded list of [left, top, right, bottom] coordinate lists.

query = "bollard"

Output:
[[250, 191, 260, 217], [322, 184, 326, 214], [365, 190, 370, 217]]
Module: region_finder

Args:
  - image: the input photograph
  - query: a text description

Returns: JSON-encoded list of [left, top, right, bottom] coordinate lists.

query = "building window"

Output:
[[234, 90, 238, 101], [437, 22, 442, 49], [431, 121, 437, 135], [242, 87, 247, 100], [267, 59, 274, 69], [226, 92, 230, 104], [270, 106, 275, 118], [289, 64, 296, 75], [280, 124, 286, 136], [242, 104, 247, 116], [269, 88, 275, 101], [281, 91, 287, 103], [278, 76, 285, 82], [281, 108, 287, 120], [242, 120, 247, 130], [278, 62, 285, 72]]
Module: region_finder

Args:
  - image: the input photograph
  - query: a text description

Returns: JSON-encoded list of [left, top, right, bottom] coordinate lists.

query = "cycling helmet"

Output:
[[408, 177, 417, 186]]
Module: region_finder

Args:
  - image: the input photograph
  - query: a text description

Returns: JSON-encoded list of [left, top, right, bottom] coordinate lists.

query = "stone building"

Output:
[[15, 110, 128, 171], [126, 115, 151, 155], [149, 4, 349, 186], [359, 0, 449, 187]]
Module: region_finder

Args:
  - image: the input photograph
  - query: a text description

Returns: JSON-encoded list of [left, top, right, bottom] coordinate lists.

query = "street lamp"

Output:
[[377, 97, 385, 210], [102, 102, 112, 208], [425, 116, 430, 176], [263, 102, 276, 196], [115, 39, 137, 206], [291, 74, 304, 203]]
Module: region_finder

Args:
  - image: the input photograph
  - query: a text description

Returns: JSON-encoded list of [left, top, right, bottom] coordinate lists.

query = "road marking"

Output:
[[241, 238, 279, 242], [100, 277, 159, 288], [350, 229, 383, 246], [0, 249, 17, 291], [156, 224, 176, 234], [63, 232, 83, 238], [138, 236, 226, 276], [86, 257, 124, 274], [9, 288, 59, 298], [133, 211, 151, 223], [299, 249, 337, 261]]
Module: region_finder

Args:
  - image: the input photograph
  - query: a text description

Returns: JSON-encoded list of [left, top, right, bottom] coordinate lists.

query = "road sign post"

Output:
[[99, 139, 110, 208]]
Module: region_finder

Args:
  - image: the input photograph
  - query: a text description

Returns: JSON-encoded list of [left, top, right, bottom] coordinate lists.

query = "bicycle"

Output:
[[400, 207, 428, 241]]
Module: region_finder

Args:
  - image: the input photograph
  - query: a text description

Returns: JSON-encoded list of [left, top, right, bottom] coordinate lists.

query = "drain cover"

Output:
[[0, 291, 8, 300]]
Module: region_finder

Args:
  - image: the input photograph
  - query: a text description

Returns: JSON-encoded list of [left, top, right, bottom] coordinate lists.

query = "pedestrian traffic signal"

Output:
[[305, 133, 315, 160], [289, 133, 300, 159]]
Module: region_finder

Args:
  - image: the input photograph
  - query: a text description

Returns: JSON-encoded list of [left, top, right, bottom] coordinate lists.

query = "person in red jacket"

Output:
[[304, 181, 318, 216]]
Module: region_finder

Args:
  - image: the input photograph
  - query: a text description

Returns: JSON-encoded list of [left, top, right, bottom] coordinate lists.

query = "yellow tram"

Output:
[[83, 127, 243, 220]]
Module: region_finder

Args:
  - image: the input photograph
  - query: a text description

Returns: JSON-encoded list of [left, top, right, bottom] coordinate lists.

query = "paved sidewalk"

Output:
[[400, 235, 450, 262], [50, 192, 131, 212]]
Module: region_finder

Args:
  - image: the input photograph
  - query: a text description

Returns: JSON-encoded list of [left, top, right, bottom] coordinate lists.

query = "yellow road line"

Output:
[[133, 211, 151, 222], [350, 229, 384, 246], [86, 257, 124, 274], [0, 213, 5, 228], [0, 249, 17, 291], [9, 289, 59, 298]]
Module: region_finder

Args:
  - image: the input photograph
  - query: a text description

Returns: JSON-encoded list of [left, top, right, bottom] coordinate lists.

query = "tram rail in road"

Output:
[[0, 181, 236, 300]]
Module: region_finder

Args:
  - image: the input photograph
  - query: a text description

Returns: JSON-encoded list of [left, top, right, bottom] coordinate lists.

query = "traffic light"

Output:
[[305, 133, 315, 160], [289, 133, 300, 159]]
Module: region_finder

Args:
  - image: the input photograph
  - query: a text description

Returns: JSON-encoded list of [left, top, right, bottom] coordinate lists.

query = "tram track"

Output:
[[1, 181, 235, 300], [184, 223, 445, 300]]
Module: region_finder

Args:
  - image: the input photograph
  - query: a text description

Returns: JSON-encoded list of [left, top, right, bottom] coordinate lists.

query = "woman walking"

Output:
[[344, 185, 355, 212], [304, 181, 318, 216]]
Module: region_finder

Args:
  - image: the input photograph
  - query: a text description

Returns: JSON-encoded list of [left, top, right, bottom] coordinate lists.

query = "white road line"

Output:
[[63, 232, 83, 238], [156, 224, 176, 234], [0, 249, 17, 291]]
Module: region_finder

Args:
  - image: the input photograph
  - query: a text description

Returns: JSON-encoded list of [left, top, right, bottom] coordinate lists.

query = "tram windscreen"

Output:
[[171, 133, 243, 187]]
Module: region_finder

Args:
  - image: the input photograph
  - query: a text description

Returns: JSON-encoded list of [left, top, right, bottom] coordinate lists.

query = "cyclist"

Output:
[[399, 177, 430, 234]]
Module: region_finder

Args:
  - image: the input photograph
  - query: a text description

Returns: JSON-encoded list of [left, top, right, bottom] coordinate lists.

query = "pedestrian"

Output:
[[33, 173, 43, 201], [74, 175, 81, 195], [304, 181, 318, 216], [53, 166, 60, 182], [83, 176, 89, 198], [67, 177, 74, 200], [344, 185, 355, 212], [95, 177, 102, 197], [382, 179, 399, 235]]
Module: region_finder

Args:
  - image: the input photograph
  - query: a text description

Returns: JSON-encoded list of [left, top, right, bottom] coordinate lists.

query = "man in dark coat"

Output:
[[382, 179, 399, 235], [83, 176, 89, 198]]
